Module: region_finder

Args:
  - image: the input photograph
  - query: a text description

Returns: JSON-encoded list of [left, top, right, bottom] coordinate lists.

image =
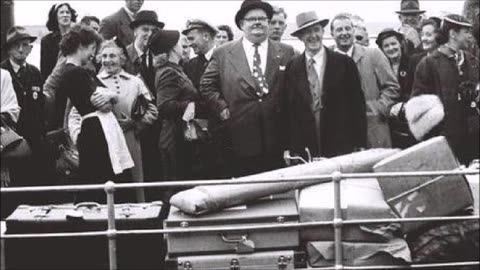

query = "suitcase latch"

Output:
[[221, 234, 255, 254], [278, 256, 290, 269], [230, 258, 240, 270], [182, 261, 192, 270]]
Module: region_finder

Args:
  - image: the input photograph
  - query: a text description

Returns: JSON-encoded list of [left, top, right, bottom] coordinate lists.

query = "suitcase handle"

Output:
[[75, 202, 101, 210], [220, 233, 248, 243]]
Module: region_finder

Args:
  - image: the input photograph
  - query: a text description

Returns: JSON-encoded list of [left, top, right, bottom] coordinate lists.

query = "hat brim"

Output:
[[235, 2, 274, 29], [4, 36, 37, 50], [130, 20, 165, 30], [182, 24, 218, 35], [375, 31, 404, 47], [396, 10, 426, 14], [291, 19, 329, 37]]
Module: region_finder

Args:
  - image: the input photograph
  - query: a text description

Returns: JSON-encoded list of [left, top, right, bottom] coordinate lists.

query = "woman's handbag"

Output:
[[0, 122, 31, 159], [131, 94, 149, 121], [45, 128, 79, 182]]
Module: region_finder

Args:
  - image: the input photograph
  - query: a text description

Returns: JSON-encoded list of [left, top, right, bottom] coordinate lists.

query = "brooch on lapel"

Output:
[[400, 71, 407, 77]]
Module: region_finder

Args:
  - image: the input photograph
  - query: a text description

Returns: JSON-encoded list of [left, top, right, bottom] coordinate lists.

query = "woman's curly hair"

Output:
[[46, 3, 78, 32], [60, 24, 102, 56]]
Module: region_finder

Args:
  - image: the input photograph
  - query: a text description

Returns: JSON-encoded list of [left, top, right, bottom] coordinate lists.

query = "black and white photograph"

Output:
[[0, 0, 479, 269]]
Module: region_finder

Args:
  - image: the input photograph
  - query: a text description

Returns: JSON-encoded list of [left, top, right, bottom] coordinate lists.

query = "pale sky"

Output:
[[15, 0, 465, 30]]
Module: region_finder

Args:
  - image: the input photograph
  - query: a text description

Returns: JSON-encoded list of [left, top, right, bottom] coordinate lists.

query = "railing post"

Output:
[[332, 171, 344, 270], [105, 181, 117, 270]]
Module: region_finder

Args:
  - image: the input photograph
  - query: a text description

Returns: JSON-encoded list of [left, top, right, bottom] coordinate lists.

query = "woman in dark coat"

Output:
[[411, 14, 479, 164], [149, 30, 201, 182], [376, 28, 417, 148], [41, 3, 77, 81], [58, 24, 134, 203]]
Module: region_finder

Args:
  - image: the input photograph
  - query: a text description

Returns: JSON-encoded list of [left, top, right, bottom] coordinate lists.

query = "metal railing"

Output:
[[1, 169, 479, 270]]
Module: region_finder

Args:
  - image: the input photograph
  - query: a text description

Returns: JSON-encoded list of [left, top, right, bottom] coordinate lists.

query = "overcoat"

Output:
[[99, 8, 135, 47], [283, 48, 367, 158]]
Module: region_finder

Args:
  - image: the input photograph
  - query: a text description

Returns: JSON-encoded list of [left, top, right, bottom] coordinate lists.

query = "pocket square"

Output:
[[279, 66, 286, 71]]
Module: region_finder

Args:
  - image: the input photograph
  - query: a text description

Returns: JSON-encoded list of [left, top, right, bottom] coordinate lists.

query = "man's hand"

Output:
[[91, 87, 118, 108], [400, 25, 421, 48], [98, 102, 113, 113], [182, 102, 196, 122], [220, 108, 230, 121]]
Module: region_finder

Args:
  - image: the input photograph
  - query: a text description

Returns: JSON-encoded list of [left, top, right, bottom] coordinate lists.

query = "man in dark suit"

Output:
[[1, 26, 56, 209], [182, 19, 218, 90], [283, 11, 367, 159], [200, 0, 295, 177], [99, 0, 144, 46]]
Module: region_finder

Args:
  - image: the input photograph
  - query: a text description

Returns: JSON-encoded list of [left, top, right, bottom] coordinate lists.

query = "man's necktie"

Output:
[[17, 65, 26, 80], [252, 44, 269, 97], [198, 54, 207, 67], [307, 58, 321, 112]]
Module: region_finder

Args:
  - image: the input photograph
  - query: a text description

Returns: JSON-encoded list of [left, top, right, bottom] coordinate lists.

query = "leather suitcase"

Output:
[[373, 136, 474, 233], [5, 202, 167, 269], [165, 199, 299, 255], [165, 250, 307, 270], [299, 178, 400, 242]]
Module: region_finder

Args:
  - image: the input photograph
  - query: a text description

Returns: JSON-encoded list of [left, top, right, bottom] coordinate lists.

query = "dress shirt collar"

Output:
[[123, 6, 136, 21], [334, 45, 354, 58], [242, 37, 269, 73], [9, 59, 26, 74], [204, 47, 214, 61], [134, 43, 146, 59], [98, 69, 131, 80], [305, 46, 325, 75]]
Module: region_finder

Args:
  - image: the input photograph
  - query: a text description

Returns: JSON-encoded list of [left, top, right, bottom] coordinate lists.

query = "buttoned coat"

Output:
[[284, 48, 367, 158], [351, 44, 401, 148], [411, 49, 479, 163], [99, 8, 135, 47], [200, 40, 295, 157]]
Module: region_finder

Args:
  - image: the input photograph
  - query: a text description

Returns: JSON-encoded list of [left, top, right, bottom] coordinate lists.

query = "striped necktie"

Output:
[[307, 58, 321, 112]]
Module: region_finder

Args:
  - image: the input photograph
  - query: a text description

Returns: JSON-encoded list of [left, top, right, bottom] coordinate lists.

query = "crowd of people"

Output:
[[1, 0, 479, 212]]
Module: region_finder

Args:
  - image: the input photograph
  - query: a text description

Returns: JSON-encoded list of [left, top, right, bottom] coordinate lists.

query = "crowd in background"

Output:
[[1, 0, 479, 215]]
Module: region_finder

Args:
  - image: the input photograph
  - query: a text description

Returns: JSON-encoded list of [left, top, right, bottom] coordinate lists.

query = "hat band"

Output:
[[298, 18, 320, 29], [442, 16, 472, 28]]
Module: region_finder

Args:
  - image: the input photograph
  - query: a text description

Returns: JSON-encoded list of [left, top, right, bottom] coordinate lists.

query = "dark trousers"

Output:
[[232, 151, 284, 178]]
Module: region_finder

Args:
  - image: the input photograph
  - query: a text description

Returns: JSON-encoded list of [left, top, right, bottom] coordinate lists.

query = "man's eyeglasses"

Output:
[[243, 16, 269, 23]]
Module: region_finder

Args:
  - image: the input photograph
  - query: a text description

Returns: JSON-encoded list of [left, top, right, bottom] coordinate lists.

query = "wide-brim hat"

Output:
[[376, 28, 404, 47], [182, 19, 218, 35], [3, 26, 37, 49], [396, 0, 425, 14], [130, 10, 165, 30], [291, 11, 329, 37], [148, 29, 180, 55], [235, 0, 274, 29], [442, 14, 473, 28]]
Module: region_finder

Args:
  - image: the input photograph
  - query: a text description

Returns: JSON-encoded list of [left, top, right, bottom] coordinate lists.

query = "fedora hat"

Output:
[[130, 10, 165, 30], [396, 0, 425, 14], [4, 26, 37, 49], [182, 19, 218, 35], [148, 29, 180, 55], [376, 28, 404, 47], [291, 11, 329, 37], [235, 0, 273, 29]]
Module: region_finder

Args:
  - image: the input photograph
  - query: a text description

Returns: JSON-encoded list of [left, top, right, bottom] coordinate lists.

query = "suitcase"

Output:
[[299, 178, 400, 242], [165, 199, 299, 255], [165, 250, 307, 270], [306, 239, 411, 268], [5, 202, 167, 269], [373, 136, 474, 233]]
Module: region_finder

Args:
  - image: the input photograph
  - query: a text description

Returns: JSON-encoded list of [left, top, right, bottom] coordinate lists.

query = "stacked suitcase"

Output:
[[5, 202, 167, 269], [164, 198, 307, 269], [298, 178, 412, 268]]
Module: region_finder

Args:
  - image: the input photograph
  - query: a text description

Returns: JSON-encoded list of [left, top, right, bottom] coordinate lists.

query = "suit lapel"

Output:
[[295, 53, 313, 108], [265, 42, 282, 87], [227, 40, 257, 90]]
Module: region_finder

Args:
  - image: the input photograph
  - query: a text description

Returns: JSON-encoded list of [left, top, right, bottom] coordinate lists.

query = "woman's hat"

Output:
[[375, 28, 404, 47], [3, 26, 37, 49], [291, 11, 329, 37], [148, 30, 180, 55], [234, 0, 273, 29], [441, 14, 473, 28], [130, 10, 165, 30], [396, 0, 425, 15]]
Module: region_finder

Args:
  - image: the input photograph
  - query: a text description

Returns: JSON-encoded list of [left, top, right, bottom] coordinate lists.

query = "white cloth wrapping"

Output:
[[170, 148, 401, 215], [83, 111, 134, 174]]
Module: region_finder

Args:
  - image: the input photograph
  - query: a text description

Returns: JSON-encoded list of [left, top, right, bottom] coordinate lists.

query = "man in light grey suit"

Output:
[[99, 0, 144, 46], [200, 0, 295, 177]]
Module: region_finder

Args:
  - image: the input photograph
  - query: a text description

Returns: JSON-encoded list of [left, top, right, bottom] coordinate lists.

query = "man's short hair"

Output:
[[272, 6, 287, 19], [80, 16, 100, 26], [330, 14, 353, 32]]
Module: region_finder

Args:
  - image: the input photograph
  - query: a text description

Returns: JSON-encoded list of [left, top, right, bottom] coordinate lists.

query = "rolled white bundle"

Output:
[[170, 148, 400, 215]]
